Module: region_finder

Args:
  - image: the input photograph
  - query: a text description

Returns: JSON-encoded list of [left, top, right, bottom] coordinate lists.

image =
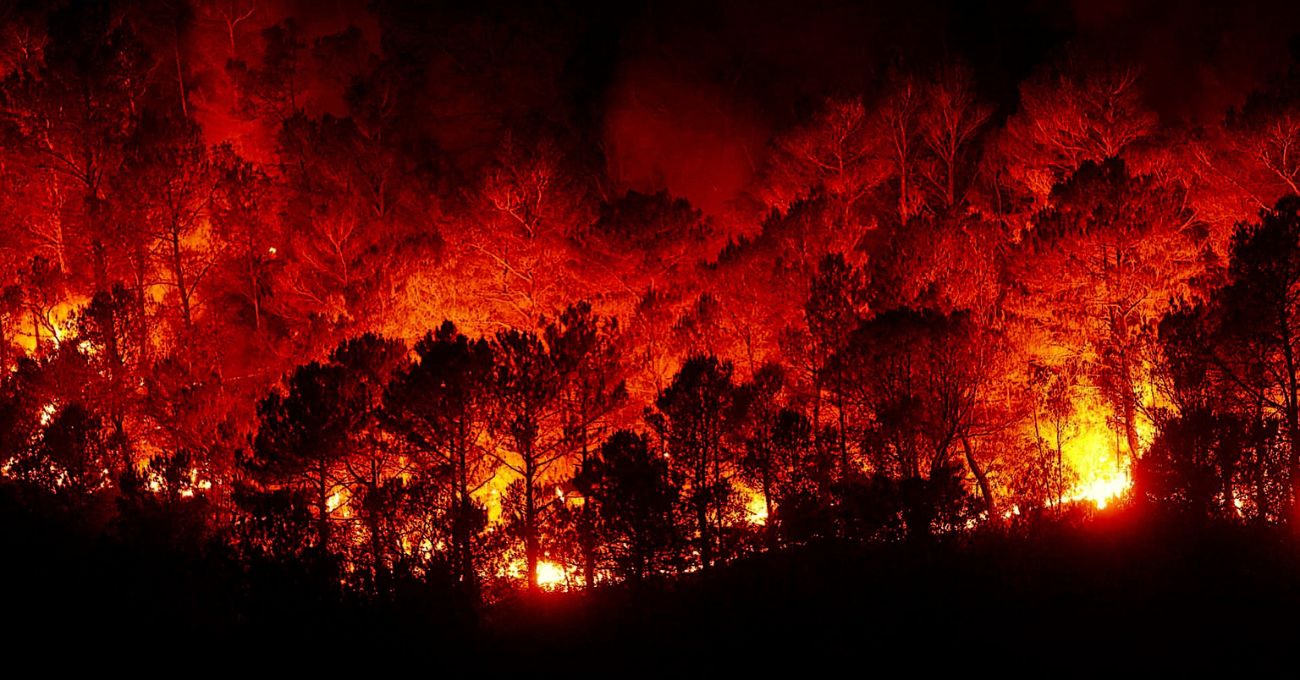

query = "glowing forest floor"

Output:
[[4, 485, 1296, 670]]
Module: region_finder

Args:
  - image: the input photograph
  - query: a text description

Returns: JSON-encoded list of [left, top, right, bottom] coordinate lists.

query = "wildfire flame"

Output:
[[535, 561, 568, 590], [1068, 469, 1131, 510], [744, 491, 769, 525], [1051, 393, 1145, 510], [326, 487, 352, 518], [505, 558, 573, 591]]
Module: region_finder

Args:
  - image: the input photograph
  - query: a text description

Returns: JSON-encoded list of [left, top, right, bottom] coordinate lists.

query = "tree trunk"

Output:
[[30, 306, 40, 354], [579, 418, 597, 589], [170, 227, 192, 330], [317, 464, 331, 551], [92, 240, 108, 294], [1122, 392, 1141, 469], [368, 462, 385, 590], [1221, 462, 1236, 519], [695, 452, 712, 571], [697, 499, 711, 571], [111, 412, 130, 473], [1289, 417, 1300, 529], [961, 434, 997, 525], [761, 467, 776, 550], [634, 528, 647, 582], [581, 507, 597, 589], [248, 249, 262, 333], [174, 30, 188, 118], [133, 244, 150, 362], [456, 438, 479, 599], [49, 175, 68, 273], [1281, 315, 1300, 529], [524, 460, 539, 591], [1254, 400, 1269, 524]]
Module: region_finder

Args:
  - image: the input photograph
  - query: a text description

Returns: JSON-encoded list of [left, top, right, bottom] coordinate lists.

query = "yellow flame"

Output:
[[1067, 469, 1131, 510], [745, 493, 768, 526], [13, 297, 85, 355], [326, 487, 352, 518], [535, 560, 567, 590], [505, 557, 574, 591], [1053, 392, 1142, 510]]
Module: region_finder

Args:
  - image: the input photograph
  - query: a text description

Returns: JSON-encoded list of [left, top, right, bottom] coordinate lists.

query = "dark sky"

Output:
[[215, 0, 1300, 217], [546, 0, 1300, 215]]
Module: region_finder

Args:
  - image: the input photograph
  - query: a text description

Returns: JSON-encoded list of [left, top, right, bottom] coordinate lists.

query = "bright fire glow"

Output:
[[1050, 391, 1144, 510], [14, 298, 89, 353], [1066, 469, 1131, 510], [505, 558, 574, 591], [535, 560, 567, 590], [744, 492, 768, 525], [326, 487, 352, 518]]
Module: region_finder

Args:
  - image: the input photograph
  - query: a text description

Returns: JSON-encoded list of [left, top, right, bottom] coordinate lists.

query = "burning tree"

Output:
[[383, 322, 495, 596], [1011, 160, 1209, 475]]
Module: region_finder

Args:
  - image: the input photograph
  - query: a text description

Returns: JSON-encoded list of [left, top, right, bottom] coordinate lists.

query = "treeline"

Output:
[[7, 194, 1300, 601], [0, 298, 1001, 598]]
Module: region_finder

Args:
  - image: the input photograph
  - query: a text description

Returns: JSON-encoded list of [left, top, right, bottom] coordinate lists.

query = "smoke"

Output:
[[1067, 0, 1300, 123], [592, 0, 1299, 221], [184, 0, 1300, 216], [601, 59, 768, 221]]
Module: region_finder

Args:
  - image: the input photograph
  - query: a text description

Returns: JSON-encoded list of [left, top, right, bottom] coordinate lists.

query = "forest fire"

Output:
[[533, 561, 572, 591], [4, 0, 1300, 661], [16, 298, 84, 353], [1056, 397, 1145, 510], [744, 491, 770, 525], [1072, 470, 1132, 510]]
